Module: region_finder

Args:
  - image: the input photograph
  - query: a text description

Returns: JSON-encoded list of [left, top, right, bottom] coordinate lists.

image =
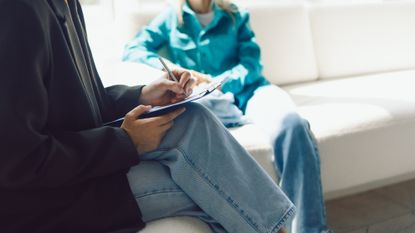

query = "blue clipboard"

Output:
[[104, 76, 228, 127]]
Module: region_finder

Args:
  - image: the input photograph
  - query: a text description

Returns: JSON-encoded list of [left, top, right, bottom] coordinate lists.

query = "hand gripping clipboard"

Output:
[[104, 76, 229, 127]]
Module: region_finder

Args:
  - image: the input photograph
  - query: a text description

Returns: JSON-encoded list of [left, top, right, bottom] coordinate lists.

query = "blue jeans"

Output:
[[245, 85, 329, 233], [127, 103, 295, 233]]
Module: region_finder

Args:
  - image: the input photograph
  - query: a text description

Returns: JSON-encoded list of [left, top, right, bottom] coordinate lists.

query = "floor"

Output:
[[326, 179, 415, 233]]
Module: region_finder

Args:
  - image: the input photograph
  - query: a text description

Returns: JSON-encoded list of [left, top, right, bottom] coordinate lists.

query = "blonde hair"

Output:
[[176, 0, 236, 25]]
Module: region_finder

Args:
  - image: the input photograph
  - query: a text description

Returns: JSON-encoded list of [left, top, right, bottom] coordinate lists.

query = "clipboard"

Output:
[[104, 76, 229, 127]]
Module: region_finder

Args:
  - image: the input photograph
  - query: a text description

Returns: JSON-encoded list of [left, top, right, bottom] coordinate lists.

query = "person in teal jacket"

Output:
[[123, 0, 331, 233]]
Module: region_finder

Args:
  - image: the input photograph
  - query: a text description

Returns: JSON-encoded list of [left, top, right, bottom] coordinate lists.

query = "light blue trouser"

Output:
[[127, 103, 295, 233], [245, 85, 329, 233]]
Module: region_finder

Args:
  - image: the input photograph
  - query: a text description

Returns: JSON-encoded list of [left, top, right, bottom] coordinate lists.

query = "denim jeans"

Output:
[[245, 85, 329, 233], [127, 103, 295, 233]]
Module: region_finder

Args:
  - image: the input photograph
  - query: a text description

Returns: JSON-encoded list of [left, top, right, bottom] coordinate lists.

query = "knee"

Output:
[[274, 114, 320, 166], [183, 102, 211, 115], [279, 112, 310, 136], [180, 102, 220, 125]]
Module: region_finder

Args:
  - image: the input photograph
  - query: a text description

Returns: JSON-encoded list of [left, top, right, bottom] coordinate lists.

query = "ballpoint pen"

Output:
[[158, 57, 179, 82]]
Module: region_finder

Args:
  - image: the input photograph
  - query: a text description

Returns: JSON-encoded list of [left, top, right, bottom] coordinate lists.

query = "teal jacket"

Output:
[[123, 2, 269, 111]]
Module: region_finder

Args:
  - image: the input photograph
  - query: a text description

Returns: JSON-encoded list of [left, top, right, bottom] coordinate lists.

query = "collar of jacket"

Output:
[[182, 1, 228, 32], [47, 0, 67, 22]]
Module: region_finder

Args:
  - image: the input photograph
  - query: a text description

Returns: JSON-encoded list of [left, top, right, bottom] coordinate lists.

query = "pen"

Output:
[[158, 57, 179, 82]]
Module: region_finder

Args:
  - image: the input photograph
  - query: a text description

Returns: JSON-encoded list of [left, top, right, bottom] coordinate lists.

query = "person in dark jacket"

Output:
[[0, 0, 294, 232]]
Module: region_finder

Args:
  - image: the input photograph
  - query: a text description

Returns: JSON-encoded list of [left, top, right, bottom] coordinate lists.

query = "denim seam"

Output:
[[305, 124, 332, 232], [308, 127, 330, 229], [134, 189, 183, 199], [176, 146, 265, 233], [270, 205, 296, 233]]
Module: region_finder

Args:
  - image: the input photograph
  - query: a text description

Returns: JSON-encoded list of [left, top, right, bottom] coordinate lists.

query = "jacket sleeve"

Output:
[[122, 8, 173, 69], [218, 10, 265, 95], [0, 1, 139, 189], [105, 85, 144, 118]]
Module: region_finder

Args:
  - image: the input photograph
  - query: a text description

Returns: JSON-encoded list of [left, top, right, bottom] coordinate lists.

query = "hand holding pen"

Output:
[[139, 58, 195, 106], [158, 57, 179, 82], [105, 62, 193, 127], [158, 57, 194, 96]]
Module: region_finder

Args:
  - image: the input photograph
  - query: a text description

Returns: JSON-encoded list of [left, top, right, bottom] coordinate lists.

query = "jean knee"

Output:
[[180, 103, 221, 126], [280, 112, 310, 135], [278, 113, 321, 164], [127, 161, 181, 198], [184, 102, 213, 116]]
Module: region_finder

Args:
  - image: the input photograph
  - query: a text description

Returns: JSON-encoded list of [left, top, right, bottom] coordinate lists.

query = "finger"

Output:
[[161, 79, 185, 94], [162, 71, 179, 82], [178, 71, 191, 88], [164, 107, 186, 122], [150, 107, 186, 126], [170, 98, 181, 104], [173, 92, 191, 102], [171, 67, 186, 74], [161, 71, 173, 82], [183, 77, 196, 95], [159, 121, 174, 133], [171, 96, 186, 104], [185, 89, 193, 97], [125, 105, 152, 121], [172, 69, 189, 82]]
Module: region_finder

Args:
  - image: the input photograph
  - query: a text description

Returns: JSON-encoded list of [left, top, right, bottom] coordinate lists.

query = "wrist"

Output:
[[139, 85, 151, 105]]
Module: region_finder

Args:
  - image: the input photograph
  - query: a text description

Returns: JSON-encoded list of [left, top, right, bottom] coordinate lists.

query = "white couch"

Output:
[[84, 0, 415, 232]]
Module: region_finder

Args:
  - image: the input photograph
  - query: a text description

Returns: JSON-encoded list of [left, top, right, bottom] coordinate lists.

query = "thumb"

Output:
[[125, 105, 152, 120]]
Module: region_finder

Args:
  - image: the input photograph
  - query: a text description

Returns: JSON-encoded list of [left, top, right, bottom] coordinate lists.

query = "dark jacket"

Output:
[[0, 0, 145, 232]]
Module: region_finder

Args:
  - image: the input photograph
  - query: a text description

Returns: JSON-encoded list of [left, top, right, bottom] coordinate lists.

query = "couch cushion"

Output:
[[284, 69, 415, 139], [243, 1, 319, 85], [310, 2, 415, 79], [228, 124, 277, 182], [283, 69, 415, 197], [139, 216, 212, 233], [99, 62, 162, 87]]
